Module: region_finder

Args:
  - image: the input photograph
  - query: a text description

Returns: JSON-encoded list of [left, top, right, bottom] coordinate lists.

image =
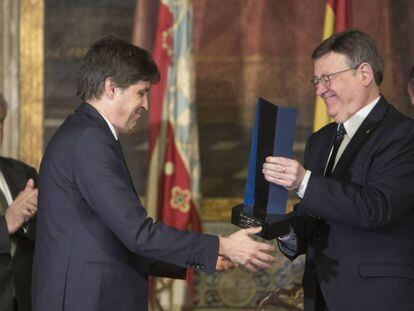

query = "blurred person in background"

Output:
[[0, 93, 38, 311]]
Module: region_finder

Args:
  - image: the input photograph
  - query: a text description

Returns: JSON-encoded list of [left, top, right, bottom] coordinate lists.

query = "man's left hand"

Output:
[[215, 255, 236, 272], [262, 156, 306, 190]]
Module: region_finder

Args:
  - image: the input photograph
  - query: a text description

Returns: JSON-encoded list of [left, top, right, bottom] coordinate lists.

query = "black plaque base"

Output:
[[231, 204, 293, 240]]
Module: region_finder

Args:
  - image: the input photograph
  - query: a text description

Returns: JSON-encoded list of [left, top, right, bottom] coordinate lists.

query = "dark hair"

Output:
[[76, 35, 160, 101], [312, 29, 384, 85]]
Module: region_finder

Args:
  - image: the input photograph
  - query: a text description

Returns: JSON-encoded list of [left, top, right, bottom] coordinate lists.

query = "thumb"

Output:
[[244, 226, 262, 235], [25, 178, 35, 191]]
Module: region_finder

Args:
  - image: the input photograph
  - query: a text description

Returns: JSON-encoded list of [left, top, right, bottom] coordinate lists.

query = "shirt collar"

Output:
[[98, 112, 118, 140], [342, 96, 380, 139]]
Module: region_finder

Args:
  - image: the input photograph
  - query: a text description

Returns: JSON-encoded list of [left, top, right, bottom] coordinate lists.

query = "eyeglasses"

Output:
[[310, 67, 358, 88]]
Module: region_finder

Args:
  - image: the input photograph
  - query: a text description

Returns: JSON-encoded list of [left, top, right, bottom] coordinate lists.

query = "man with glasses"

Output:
[[263, 29, 414, 310]]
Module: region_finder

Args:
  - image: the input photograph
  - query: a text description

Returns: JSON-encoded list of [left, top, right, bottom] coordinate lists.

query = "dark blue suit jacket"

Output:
[[284, 96, 414, 311], [32, 103, 219, 311]]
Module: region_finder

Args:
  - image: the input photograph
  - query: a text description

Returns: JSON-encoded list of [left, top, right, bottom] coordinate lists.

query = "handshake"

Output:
[[215, 226, 275, 272]]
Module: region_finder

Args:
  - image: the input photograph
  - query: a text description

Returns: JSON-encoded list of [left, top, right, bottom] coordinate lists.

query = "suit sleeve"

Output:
[[73, 128, 219, 274], [147, 260, 186, 279], [276, 136, 314, 260], [135, 253, 186, 279], [301, 124, 414, 229]]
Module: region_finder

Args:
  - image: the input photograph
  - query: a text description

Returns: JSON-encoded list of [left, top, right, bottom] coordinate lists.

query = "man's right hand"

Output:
[[5, 178, 38, 234], [218, 227, 275, 272]]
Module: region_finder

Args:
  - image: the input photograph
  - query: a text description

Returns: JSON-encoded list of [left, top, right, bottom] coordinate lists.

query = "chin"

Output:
[[326, 110, 337, 120]]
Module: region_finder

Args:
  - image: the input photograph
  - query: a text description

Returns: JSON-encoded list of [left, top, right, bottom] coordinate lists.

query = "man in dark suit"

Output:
[[32, 36, 275, 311], [263, 30, 414, 311], [0, 93, 38, 311]]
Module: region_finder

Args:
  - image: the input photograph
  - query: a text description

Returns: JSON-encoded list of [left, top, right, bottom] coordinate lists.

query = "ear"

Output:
[[103, 78, 116, 99], [358, 62, 375, 86]]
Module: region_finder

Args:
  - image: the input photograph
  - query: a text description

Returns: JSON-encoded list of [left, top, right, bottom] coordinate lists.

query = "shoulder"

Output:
[[377, 101, 414, 139], [71, 125, 119, 167], [0, 156, 38, 183], [307, 122, 336, 144], [384, 103, 414, 127], [0, 156, 36, 173], [74, 125, 116, 152], [47, 112, 114, 153]]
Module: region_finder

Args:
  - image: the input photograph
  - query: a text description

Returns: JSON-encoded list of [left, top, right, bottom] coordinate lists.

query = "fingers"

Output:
[[249, 257, 273, 270], [265, 156, 290, 165], [263, 157, 305, 190], [256, 241, 275, 252], [26, 202, 37, 215], [243, 226, 262, 235], [8, 188, 38, 218], [237, 252, 274, 272], [219, 229, 276, 272], [22, 208, 35, 218], [215, 256, 236, 272], [243, 263, 256, 272], [24, 178, 35, 191]]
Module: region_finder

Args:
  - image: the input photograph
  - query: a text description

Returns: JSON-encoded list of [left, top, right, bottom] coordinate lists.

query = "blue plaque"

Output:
[[231, 98, 297, 240]]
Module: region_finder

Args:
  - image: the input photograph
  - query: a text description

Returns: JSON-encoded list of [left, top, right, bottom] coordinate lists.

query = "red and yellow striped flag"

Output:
[[313, 0, 352, 132]]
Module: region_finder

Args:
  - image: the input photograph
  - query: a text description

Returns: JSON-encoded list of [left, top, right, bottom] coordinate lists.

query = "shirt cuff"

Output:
[[278, 226, 294, 240], [296, 170, 311, 198]]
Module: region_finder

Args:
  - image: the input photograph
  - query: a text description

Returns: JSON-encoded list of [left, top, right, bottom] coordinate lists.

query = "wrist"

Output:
[[4, 212, 17, 234], [218, 236, 229, 257]]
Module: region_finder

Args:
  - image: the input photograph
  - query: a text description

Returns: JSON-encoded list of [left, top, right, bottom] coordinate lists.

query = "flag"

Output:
[[313, 0, 352, 131], [146, 0, 201, 309]]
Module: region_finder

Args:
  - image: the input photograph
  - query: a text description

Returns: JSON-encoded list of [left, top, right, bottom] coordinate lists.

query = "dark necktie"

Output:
[[325, 124, 346, 177]]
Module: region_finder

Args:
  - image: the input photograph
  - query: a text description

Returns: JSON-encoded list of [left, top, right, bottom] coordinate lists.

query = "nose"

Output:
[[142, 94, 149, 111], [315, 81, 329, 97]]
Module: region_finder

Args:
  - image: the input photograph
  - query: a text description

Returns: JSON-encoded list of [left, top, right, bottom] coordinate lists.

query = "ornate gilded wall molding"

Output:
[[19, 0, 44, 168], [0, 0, 20, 158]]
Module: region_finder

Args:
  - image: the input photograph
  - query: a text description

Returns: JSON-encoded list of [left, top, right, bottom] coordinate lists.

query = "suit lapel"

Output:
[[75, 102, 115, 140], [331, 96, 389, 179], [0, 158, 20, 199], [308, 124, 337, 175], [75, 103, 138, 195]]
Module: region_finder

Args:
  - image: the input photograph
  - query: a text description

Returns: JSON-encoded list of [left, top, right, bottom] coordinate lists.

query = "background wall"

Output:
[[44, 0, 414, 199]]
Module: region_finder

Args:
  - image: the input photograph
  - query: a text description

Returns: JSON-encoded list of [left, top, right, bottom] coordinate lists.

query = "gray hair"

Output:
[[312, 29, 384, 86]]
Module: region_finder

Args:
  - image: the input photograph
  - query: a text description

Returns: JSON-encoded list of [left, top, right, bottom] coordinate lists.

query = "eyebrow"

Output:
[[138, 88, 151, 94]]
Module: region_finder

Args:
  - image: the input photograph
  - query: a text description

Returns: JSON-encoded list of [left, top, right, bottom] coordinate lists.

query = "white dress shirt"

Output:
[[0, 171, 13, 205], [278, 96, 381, 250], [99, 112, 118, 140], [296, 96, 380, 198]]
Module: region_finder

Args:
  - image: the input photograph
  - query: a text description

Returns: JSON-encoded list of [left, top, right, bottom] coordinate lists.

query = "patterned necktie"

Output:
[[325, 124, 346, 177]]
